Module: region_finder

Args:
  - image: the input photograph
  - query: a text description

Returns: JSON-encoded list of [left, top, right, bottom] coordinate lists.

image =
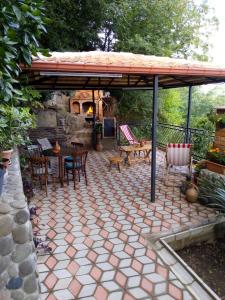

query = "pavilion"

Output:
[[21, 51, 225, 201]]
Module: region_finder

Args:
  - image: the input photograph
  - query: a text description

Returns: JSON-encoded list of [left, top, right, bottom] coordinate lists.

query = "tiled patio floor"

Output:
[[32, 150, 216, 300]]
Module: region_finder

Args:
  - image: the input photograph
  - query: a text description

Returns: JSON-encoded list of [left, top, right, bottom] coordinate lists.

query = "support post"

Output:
[[185, 86, 192, 143], [92, 90, 96, 127], [151, 75, 159, 202], [92, 90, 96, 148]]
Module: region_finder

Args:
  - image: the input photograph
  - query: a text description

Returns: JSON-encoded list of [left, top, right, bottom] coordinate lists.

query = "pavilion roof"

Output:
[[21, 51, 225, 90]]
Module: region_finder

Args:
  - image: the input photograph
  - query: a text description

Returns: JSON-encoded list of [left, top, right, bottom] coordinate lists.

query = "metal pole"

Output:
[[92, 90, 96, 126], [151, 75, 159, 202], [185, 86, 192, 143], [92, 90, 96, 149]]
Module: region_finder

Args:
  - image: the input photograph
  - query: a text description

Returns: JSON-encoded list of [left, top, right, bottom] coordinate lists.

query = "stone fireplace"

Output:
[[70, 90, 103, 120]]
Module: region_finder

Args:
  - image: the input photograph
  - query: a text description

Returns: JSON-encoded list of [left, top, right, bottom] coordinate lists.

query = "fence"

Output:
[[117, 121, 215, 160]]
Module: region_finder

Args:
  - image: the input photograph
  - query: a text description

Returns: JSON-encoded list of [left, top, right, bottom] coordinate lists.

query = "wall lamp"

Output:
[[40, 72, 123, 78]]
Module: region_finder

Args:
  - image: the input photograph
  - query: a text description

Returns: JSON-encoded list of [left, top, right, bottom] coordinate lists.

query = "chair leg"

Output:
[[109, 161, 112, 171], [66, 170, 69, 185], [117, 163, 121, 173], [84, 168, 88, 186], [72, 169, 76, 190], [45, 177, 48, 197]]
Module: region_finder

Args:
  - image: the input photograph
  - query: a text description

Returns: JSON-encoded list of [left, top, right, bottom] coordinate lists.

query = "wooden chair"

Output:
[[65, 142, 84, 163], [27, 145, 43, 158], [29, 156, 52, 196], [64, 150, 88, 189], [165, 143, 192, 185]]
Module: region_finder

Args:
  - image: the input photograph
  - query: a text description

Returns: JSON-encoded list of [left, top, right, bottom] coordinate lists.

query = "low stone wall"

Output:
[[0, 151, 40, 300]]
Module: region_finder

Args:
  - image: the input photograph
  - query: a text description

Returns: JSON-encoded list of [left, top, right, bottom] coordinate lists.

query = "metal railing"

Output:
[[117, 121, 215, 160]]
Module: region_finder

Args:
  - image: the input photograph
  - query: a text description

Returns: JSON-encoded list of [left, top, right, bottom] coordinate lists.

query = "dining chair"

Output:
[[27, 144, 43, 158], [64, 150, 88, 189], [29, 156, 52, 196], [64, 142, 84, 163]]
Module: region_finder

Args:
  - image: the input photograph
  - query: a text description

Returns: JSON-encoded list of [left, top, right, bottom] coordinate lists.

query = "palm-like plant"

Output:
[[198, 177, 225, 213]]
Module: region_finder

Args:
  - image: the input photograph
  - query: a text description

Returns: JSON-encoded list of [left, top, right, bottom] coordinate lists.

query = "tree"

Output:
[[41, 0, 217, 59], [41, 0, 109, 51]]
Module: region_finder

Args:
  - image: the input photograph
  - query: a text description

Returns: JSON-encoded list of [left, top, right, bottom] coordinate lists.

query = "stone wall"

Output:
[[0, 151, 40, 300]]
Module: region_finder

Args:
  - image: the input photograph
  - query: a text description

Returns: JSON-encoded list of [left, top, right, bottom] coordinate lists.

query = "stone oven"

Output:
[[70, 90, 103, 121]]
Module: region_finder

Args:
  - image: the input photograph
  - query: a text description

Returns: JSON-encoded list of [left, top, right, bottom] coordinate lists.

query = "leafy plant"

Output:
[[198, 177, 225, 214], [0, 1, 48, 151], [95, 123, 102, 134], [207, 148, 225, 166], [0, 105, 35, 150]]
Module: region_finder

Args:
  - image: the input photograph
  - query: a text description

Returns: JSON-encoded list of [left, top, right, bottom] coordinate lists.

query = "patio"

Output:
[[31, 149, 217, 300]]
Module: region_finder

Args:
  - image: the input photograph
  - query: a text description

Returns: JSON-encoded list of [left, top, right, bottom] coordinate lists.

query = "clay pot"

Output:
[[96, 134, 103, 151], [52, 141, 61, 154], [0, 149, 13, 160], [186, 183, 199, 203]]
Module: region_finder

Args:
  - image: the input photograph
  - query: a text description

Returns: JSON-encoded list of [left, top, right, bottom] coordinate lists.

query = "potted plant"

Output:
[[206, 147, 225, 174], [0, 105, 35, 159], [198, 177, 225, 240], [94, 123, 103, 151]]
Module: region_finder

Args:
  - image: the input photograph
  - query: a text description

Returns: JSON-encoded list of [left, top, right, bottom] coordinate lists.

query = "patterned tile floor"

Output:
[[32, 150, 216, 300]]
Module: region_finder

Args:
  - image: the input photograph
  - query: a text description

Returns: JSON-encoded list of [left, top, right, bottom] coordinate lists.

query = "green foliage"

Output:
[[41, 0, 217, 60], [180, 87, 225, 130], [0, 105, 35, 150], [0, 0, 48, 148], [113, 0, 217, 59], [158, 89, 183, 125], [198, 177, 225, 214], [41, 0, 108, 51], [21, 87, 43, 110], [207, 148, 225, 166], [115, 91, 152, 121], [0, 0, 49, 104]]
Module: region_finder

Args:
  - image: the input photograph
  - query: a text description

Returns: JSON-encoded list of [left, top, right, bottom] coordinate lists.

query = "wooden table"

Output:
[[47, 147, 75, 187], [119, 144, 152, 165]]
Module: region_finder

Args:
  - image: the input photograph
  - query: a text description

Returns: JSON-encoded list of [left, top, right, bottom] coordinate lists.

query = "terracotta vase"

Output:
[[96, 134, 103, 151], [0, 149, 13, 160], [186, 183, 199, 203], [52, 141, 61, 154]]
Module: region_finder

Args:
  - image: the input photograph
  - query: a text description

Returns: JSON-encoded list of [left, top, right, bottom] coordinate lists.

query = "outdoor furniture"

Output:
[[64, 150, 88, 189], [108, 156, 123, 172], [37, 138, 53, 151], [27, 145, 43, 158], [65, 142, 84, 162], [119, 144, 152, 165], [165, 143, 192, 185], [29, 156, 52, 196], [119, 125, 139, 145]]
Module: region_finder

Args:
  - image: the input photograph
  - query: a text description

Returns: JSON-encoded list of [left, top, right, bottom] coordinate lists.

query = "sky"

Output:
[[208, 0, 225, 64], [200, 0, 225, 90]]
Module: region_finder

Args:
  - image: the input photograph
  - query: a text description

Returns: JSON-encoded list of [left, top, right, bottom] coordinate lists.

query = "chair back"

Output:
[[71, 142, 84, 150], [119, 125, 139, 145], [37, 138, 52, 151], [166, 143, 191, 166], [27, 145, 42, 158], [29, 156, 49, 177], [71, 150, 88, 168]]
